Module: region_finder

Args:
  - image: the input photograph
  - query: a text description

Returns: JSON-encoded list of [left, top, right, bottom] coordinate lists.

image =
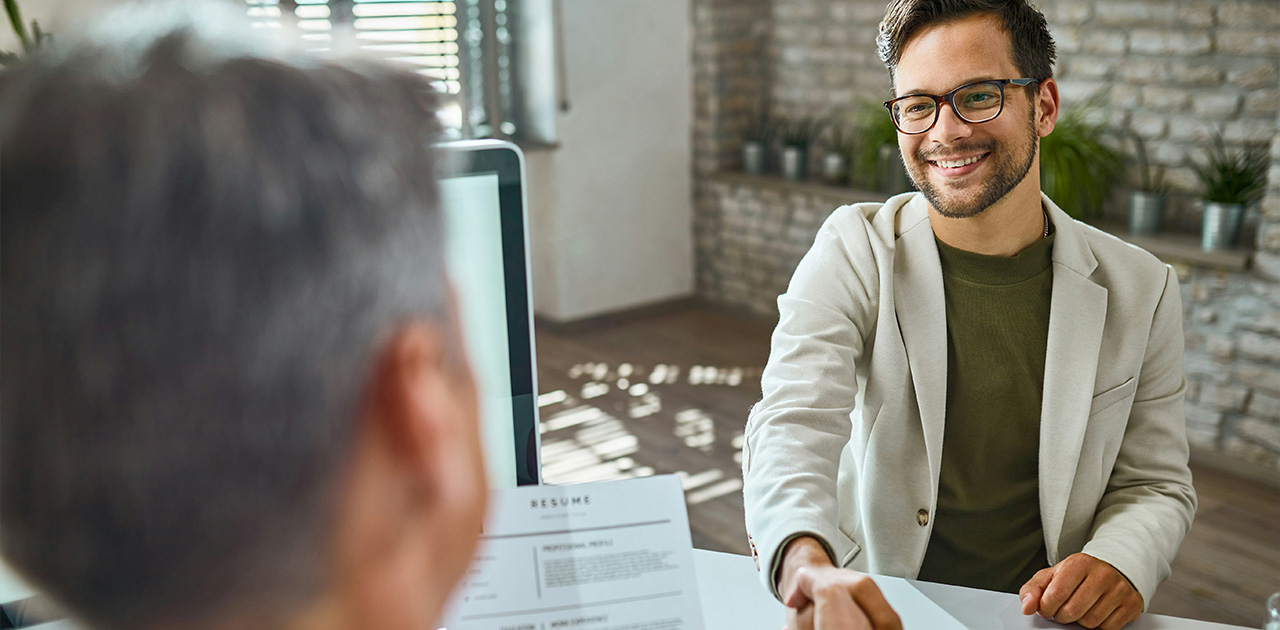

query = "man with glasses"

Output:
[[741, 2, 1196, 630]]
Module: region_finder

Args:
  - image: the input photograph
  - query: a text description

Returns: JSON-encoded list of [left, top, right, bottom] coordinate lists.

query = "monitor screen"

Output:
[[437, 141, 540, 487]]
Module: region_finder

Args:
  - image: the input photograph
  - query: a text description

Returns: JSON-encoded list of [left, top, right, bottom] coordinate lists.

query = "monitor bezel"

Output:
[[438, 139, 542, 487]]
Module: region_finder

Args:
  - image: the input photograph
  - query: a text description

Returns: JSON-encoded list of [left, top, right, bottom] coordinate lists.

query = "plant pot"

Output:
[[781, 146, 807, 181], [822, 152, 847, 184], [742, 141, 765, 175], [1201, 201, 1245, 251], [1128, 191, 1165, 236]]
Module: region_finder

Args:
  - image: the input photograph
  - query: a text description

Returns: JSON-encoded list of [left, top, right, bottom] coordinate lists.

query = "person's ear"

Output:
[[1036, 77, 1059, 138], [365, 322, 480, 501]]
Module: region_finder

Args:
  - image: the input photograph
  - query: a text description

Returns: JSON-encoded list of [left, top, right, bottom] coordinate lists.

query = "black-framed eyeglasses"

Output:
[[882, 78, 1039, 135]]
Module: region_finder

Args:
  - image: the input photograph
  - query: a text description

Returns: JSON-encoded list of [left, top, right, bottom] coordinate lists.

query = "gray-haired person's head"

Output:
[[1, 4, 450, 629]]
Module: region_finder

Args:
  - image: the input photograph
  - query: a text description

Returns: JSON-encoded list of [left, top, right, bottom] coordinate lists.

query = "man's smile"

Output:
[[927, 151, 991, 176]]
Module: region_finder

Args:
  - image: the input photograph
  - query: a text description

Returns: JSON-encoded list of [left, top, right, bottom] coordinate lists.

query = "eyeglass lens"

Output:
[[891, 81, 1004, 134]]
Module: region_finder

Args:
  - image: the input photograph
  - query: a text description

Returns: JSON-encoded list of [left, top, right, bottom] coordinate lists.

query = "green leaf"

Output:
[[1040, 106, 1123, 220], [5, 0, 32, 52]]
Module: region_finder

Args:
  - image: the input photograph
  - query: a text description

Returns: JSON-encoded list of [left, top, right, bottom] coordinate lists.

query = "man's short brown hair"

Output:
[[877, 0, 1057, 88]]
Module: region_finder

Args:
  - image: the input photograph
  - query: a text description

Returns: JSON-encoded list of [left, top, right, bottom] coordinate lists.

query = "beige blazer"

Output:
[[741, 192, 1196, 608]]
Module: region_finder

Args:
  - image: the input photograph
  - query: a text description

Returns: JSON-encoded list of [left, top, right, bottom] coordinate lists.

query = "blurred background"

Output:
[[2, 0, 1277, 627]]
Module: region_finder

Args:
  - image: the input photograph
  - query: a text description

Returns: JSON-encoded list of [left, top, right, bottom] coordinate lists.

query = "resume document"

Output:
[[440, 475, 705, 630]]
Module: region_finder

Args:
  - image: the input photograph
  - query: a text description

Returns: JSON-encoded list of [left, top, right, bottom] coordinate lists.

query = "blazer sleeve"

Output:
[[1081, 264, 1198, 608], [741, 207, 881, 600]]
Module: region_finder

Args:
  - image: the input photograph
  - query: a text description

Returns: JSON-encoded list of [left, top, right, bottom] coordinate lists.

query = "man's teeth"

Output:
[[934, 155, 983, 168]]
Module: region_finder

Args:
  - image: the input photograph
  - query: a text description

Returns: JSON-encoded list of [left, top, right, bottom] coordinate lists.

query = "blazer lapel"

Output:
[[1038, 195, 1107, 561], [892, 195, 948, 497]]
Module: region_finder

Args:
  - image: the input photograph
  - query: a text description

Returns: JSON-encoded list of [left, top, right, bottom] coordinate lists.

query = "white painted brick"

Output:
[[1058, 0, 1094, 25], [1095, 1, 1175, 26], [1201, 383, 1250, 412], [1110, 84, 1144, 107], [1245, 312, 1280, 336], [828, 3, 851, 23], [1238, 331, 1280, 363], [1170, 61, 1226, 87], [1069, 57, 1115, 80], [1227, 61, 1278, 90], [1223, 436, 1280, 467], [1222, 118, 1277, 143], [1177, 2, 1217, 28], [1255, 252, 1280, 283], [1184, 352, 1232, 383], [1118, 59, 1172, 85], [1259, 221, 1280, 253], [851, 3, 886, 24], [1185, 403, 1224, 428], [1192, 91, 1243, 118], [1245, 89, 1280, 117], [1052, 26, 1083, 54], [1130, 29, 1212, 55], [1143, 86, 1192, 112], [1250, 392, 1280, 421], [1236, 418, 1280, 452], [1131, 115, 1169, 139], [1207, 335, 1236, 361], [1083, 32, 1128, 55], [1239, 361, 1280, 395], [1057, 79, 1108, 103], [1262, 196, 1280, 220], [1218, 2, 1280, 28], [1218, 30, 1280, 56]]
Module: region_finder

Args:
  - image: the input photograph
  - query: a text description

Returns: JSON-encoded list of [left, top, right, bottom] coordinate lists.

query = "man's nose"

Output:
[[929, 101, 974, 144]]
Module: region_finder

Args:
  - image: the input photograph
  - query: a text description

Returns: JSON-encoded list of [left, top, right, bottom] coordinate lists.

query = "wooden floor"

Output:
[[534, 304, 1280, 628]]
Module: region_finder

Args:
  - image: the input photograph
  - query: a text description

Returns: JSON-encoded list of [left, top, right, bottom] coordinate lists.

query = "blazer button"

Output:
[[917, 509, 929, 527]]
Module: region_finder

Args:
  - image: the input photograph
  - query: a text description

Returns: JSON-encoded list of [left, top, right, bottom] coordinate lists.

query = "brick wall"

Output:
[[691, 0, 1280, 475], [696, 177, 881, 318], [1180, 109, 1280, 470], [763, 0, 1280, 216]]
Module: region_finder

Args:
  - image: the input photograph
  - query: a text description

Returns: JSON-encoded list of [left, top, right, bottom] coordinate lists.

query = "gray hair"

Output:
[[1, 4, 448, 629]]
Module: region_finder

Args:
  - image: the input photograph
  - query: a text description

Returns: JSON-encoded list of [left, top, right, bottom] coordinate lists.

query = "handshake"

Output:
[[777, 537, 1143, 630]]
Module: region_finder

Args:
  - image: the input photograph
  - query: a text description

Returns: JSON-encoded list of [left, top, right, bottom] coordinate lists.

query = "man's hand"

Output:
[[1019, 553, 1144, 630], [777, 536, 902, 630]]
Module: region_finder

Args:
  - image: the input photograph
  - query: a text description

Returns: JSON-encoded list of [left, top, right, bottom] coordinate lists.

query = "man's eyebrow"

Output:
[[898, 76, 1001, 96]]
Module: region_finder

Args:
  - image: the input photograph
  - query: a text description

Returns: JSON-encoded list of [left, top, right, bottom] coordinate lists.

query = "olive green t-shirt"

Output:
[[915, 230, 1055, 593]]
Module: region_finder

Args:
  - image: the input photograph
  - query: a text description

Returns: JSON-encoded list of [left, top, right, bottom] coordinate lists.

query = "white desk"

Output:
[[692, 549, 1251, 630], [3, 550, 1255, 629]]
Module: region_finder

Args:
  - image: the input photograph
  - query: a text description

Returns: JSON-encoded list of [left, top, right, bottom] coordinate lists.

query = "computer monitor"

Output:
[[437, 140, 542, 487]]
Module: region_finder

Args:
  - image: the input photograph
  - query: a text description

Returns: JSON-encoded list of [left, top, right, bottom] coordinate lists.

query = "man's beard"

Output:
[[903, 102, 1039, 219]]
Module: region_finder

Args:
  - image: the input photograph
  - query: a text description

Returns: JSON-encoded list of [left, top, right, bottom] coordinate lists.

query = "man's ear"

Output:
[[364, 323, 471, 492], [1036, 77, 1060, 138]]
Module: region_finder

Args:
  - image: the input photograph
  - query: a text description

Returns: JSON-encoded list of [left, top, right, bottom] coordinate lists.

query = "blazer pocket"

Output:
[[836, 527, 863, 568], [1090, 377, 1137, 416]]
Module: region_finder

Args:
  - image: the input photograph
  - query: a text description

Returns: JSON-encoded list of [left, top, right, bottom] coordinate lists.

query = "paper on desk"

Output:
[[871, 576, 968, 630], [440, 475, 704, 630]]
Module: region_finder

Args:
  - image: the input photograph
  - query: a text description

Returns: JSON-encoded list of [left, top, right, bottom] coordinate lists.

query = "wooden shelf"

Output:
[[1093, 222, 1253, 272], [704, 172, 1254, 273]]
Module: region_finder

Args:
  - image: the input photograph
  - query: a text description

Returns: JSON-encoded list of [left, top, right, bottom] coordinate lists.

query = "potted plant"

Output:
[[2, 0, 52, 66], [741, 111, 772, 176], [1189, 133, 1268, 251], [778, 116, 824, 181], [822, 121, 858, 185], [1127, 133, 1168, 236], [1039, 106, 1123, 221], [854, 104, 909, 193]]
